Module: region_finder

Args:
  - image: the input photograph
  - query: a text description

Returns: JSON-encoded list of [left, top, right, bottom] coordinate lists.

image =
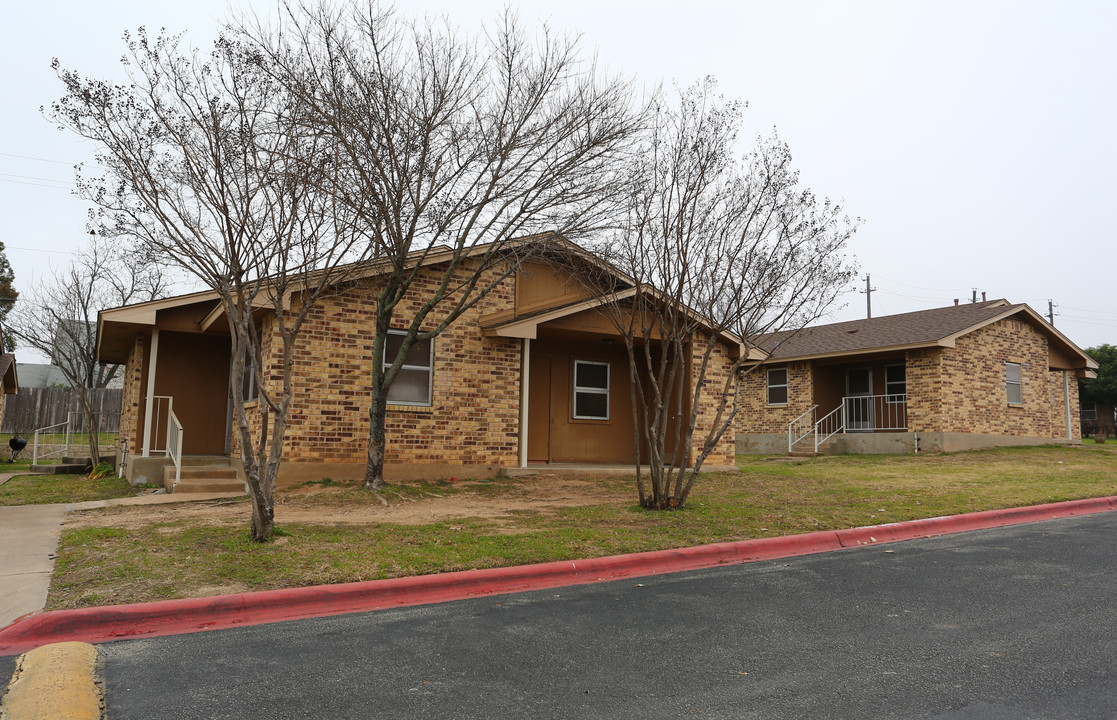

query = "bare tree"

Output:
[[239, 2, 643, 490], [14, 238, 167, 464], [587, 80, 858, 510], [50, 28, 368, 541]]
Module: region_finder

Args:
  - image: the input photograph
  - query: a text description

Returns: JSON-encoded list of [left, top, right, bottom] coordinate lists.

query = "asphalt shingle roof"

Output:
[[758, 300, 1023, 359]]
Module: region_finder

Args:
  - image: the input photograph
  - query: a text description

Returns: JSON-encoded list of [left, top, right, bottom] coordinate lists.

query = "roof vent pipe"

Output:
[[954, 299, 959, 306], [982, 292, 987, 302]]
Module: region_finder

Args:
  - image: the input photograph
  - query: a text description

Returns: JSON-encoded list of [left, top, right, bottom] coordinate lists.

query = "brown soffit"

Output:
[[481, 287, 638, 339]]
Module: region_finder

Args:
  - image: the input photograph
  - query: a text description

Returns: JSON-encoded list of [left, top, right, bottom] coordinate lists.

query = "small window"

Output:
[[1006, 362, 1022, 405], [885, 364, 906, 402], [1081, 401, 1097, 421], [384, 330, 433, 406], [767, 367, 789, 405], [573, 360, 609, 420]]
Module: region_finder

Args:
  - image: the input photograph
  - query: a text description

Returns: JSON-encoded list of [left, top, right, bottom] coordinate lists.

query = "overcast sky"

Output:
[[2, 0, 1115, 361]]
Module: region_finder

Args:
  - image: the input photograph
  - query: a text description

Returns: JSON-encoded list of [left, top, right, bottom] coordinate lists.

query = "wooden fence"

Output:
[[2, 387, 123, 434]]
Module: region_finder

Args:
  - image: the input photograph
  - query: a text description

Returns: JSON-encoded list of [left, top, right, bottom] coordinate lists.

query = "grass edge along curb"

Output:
[[1, 494, 1114, 656]]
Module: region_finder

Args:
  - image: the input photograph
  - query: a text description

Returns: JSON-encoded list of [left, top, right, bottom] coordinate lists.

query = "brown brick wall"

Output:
[[937, 317, 1070, 438], [736, 361, 814, 434], [261, 261, 523, 468], [905, 348, 943, 433], [689, 334, 738, 465], [119, 334, 146, 454]]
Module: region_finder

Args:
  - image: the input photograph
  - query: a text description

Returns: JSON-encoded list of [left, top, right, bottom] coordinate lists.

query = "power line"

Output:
[[0, 172, 74, 186], [871, 273, 971, 294], [3, 245, 77, 255], [1058, 305, 1117, 318], [0, 177, 74, 190], [0, 151, 75, 166]]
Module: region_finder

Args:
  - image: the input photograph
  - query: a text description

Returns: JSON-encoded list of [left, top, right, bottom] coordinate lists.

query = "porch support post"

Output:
[[142, 329, 160, 457], [520, 337, 530, 468]]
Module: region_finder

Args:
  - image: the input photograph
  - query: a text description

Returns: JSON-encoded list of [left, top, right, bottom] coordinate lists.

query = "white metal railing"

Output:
[[843, 394, 908, 433], [32, 420, 70, 465], [30, 410, 125, 465], [813, 403, 845, 451], [788, 405, 819, 452], [788, 394, 909, 453], [167, 407, 184, 484]]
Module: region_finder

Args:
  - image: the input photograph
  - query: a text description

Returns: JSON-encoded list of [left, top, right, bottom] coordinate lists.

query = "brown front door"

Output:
[[153, 331, 231, 455], [527, 354, 552, 462]]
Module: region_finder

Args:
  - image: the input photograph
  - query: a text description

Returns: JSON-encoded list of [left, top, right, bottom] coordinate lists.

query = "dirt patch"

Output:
[[62, 475, 632, 531]]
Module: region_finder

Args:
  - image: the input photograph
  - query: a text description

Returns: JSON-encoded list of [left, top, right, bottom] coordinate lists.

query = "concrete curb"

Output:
[[1, 495, 1114, 656]]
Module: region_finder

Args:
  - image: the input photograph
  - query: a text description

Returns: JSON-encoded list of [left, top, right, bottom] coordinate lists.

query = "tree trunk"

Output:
[[363, 397, 388, 490], [249, 484, 274, 542]]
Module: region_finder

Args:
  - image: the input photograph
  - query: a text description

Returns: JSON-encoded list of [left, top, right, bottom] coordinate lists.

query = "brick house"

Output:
[[97, 241, 745, 486], [1080, 401, 1116, 438], [737, 300, 1097, 455]]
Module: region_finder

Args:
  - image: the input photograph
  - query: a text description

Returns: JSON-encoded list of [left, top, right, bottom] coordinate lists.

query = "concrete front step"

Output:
[[163, 464, 246, 494], [27, 463, 90, 475], [172, 478, 247, 494]]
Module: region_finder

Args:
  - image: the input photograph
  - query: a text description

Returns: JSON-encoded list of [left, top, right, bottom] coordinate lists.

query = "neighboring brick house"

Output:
[[97, 241, 745, 486], [1080, 401, 1116, 438], [738, 300, 1097, 454]]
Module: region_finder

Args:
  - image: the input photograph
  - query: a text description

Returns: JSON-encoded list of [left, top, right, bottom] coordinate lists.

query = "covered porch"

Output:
[[98, 293, 251, 488], [787, 353, 909, 453]]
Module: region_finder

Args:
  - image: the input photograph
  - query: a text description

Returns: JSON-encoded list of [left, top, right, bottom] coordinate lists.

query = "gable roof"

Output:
[[757, 299, 1097, 372]]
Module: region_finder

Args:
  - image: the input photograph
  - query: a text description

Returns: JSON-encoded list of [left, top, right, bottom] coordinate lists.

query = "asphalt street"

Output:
[[95, 512, 1116, 719]]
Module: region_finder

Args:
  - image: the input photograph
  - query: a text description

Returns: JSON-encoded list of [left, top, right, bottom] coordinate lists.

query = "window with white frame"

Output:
[[1005, 362, 1022, 405], [885, 364, 906, 402], [767, 367, 789, 405], [1081, 401, 1097, 421], [384, 330, 433, 406], [573, 360, 610, 420]]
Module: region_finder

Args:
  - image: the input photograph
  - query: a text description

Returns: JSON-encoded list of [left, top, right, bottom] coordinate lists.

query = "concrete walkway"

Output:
[[0, 475, 244, 629], [0, 495, 68, 629]]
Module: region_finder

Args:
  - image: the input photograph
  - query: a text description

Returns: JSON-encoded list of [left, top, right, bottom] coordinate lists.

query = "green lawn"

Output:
[[0, 473, 136, 506], [46, 444, 1117, 610]]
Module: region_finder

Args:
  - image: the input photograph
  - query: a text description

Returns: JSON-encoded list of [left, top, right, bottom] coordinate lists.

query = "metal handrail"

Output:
[[842, 394, 908, 433], [787, 405, 819, 452], [32, 420, 70, 465], [813, 404, 845, 452], [167, 408, 184, 485]]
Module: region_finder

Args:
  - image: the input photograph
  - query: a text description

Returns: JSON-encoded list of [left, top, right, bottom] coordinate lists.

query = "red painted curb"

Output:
[[1, 495, 1113, 655]]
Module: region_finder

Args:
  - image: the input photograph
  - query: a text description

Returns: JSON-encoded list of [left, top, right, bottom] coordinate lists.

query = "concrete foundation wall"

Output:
[[737, 431, 1080, 456]]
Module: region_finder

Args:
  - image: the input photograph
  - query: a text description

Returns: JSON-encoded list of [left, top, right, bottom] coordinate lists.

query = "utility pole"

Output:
[[1047, 299, 1057, 326], [860, 274, 876, 319]]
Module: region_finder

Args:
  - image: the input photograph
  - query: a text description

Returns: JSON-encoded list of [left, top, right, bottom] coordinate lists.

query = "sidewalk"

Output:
[[0, 485, 244, 629], [0, 504, 67, 629]]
